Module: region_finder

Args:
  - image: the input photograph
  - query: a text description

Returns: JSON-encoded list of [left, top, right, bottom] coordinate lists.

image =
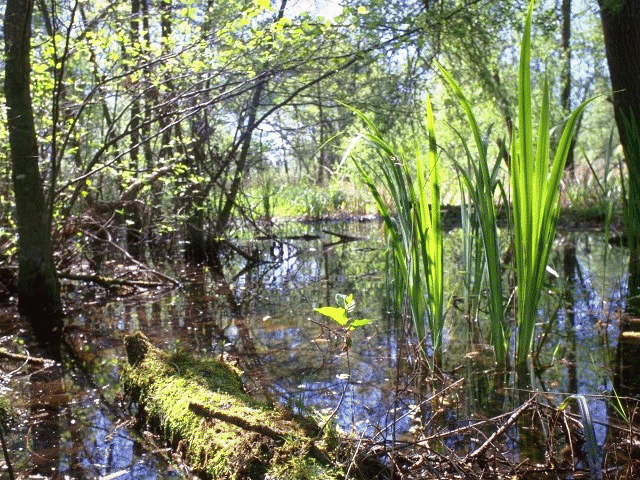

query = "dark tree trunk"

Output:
[[599, 0, 640, 314], [316, 83, 328, 186], [561, 0, 576, 174], [4, 0, 63, 347], [126, 0, 145, 260], [215, 78, 266, 233]]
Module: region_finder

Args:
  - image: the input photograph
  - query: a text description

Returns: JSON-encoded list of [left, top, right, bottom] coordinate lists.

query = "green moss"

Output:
[[121, 332, 341, 479], [0, 394, 16, 430]]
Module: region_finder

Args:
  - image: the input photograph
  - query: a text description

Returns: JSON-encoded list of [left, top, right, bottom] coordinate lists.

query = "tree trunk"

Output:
[[125, 0, 145, 260], [122, 332, 343, 480], [4, 0, 63, 347], [561, 0, 576, 174], [599, 0, 640, 313], [215, 78, 266, 233]]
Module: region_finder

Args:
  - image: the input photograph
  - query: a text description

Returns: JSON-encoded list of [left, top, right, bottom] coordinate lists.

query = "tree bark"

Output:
[[4, 0, 63, 347], [122, 332, 341, 480], [561, 0, 576, 173], [125, 0, 145, 260], [599, 0, 640, 313]]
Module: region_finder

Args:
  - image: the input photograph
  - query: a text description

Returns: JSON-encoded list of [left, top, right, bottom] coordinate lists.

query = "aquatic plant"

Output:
[[559, 394, 601, 480], [439, 66, 508, 367], [619, 111, 640, 312], [344, 97, 444, 366], [510, 0, 593, 368], [344, 0, 593, 369]]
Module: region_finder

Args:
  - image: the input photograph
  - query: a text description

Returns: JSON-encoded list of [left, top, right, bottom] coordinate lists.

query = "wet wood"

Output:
[[0, 348, 55, 366], [121, 331, 343, 479], [59, 272, 168, 289], [322, 229, 364, 242]]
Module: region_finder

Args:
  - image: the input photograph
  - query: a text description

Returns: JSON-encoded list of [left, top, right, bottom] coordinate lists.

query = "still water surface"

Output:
[[1, 220, 629, 478]]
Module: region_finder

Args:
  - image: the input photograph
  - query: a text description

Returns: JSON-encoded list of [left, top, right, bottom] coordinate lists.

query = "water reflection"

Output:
[[1, 222, 633, 478]]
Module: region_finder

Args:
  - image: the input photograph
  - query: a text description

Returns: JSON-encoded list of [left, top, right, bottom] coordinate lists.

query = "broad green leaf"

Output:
[[349, 318, 372, 330], [314, 306, 348, 326]]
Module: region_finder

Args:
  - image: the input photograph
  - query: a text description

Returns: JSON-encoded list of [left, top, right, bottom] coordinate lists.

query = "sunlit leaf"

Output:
[[255, 0, 271, 10], [314, 306, 348, 326], [349, 318, 372, 330]]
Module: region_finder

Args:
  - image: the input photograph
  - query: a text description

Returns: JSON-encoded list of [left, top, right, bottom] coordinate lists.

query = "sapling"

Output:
[[314, 293, 372, 350]]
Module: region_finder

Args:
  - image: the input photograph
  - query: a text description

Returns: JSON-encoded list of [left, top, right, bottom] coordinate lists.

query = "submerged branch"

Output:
[[58, 272, 169, 289], [466, 395, 536, 462]]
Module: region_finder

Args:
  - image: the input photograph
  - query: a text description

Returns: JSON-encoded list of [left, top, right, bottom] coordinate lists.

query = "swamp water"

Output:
[[0, 220, 632, 479]]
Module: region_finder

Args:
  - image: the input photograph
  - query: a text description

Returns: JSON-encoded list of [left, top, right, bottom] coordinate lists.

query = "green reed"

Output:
[[511, 0, 592, 367], [439, 66, 508, 367], [347, 0, 592, 369], [559, 395, 601, 480], [347, 98, 444, 366]]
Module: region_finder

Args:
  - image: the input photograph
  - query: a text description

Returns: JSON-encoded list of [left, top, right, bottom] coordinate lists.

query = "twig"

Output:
[[80, 230, 182, 287], [0, 425, 15, 480], [417, 399, 522, 445], [59, 272, 167, 289], [466, 396, 536, 462], [374, 377, 466, 444], [0, 348, 55, 366]]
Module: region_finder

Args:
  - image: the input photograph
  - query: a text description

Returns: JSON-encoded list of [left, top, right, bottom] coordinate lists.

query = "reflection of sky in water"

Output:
[[546, 236, 626, 450], [77, 391, 181, 478], [244, 231, 630, 453], [4, 226, 630, 477], [15, 382, 183, 480]]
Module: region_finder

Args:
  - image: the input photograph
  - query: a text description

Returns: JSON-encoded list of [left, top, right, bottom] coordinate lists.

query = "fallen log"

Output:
[[121, 332, 345, 479]]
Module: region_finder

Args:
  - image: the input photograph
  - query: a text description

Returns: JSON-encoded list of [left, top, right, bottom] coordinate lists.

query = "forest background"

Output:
[[1, 0, 638, 348]]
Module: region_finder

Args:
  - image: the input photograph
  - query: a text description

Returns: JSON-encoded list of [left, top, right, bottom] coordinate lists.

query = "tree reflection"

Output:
[[28, 364, 64, 478]]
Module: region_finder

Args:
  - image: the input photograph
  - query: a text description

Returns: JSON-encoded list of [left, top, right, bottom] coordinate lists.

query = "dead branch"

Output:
[[0, 348, 55, 366], [466, 395, 536, 462], [82, 230, 182, 287], [59, 271, 167, 289], [189, 401, 285, 441]]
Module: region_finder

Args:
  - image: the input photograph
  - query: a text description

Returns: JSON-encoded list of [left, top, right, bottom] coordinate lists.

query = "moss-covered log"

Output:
[[122, 331, 343, 479]]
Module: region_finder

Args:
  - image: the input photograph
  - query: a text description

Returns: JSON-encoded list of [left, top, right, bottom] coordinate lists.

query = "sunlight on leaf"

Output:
[[314, 306, 349, 326], [349, 318, 372, 330]]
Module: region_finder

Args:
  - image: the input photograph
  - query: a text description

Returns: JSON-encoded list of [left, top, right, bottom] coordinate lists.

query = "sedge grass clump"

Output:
[[439, 66, 509, 367], [510, 0, 593, 368], [439, 0, 593, 368], [346, 0, 593, 369], [345, 98, 444, 367]]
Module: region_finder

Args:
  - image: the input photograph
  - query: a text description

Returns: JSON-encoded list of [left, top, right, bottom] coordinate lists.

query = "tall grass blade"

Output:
[[560, 395, 601, 480], [620, 111, 640, 312], [423, 95, 445, 364], [511, 0, 594, 367], [345, 100, 444, 366], [438, 65, 508, 366]]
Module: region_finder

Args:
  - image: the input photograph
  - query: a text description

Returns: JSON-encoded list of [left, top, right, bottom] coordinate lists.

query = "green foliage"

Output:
[[251, 176, 371, 219], [346, 96, 444, 366], [510, 1, 594, 368], [314, 293, 372, 332], [619, 111, 640, 309], [123, 332, 341, 479], [438, 65, 508, 367]]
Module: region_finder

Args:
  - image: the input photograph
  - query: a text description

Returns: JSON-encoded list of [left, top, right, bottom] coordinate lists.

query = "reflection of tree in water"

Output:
[[563, 240, 579, 395], [198, 234, 394, 429], [616, 239, 640, 402], [29, 365, 63, 478], [207, 244, 275, 403]]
